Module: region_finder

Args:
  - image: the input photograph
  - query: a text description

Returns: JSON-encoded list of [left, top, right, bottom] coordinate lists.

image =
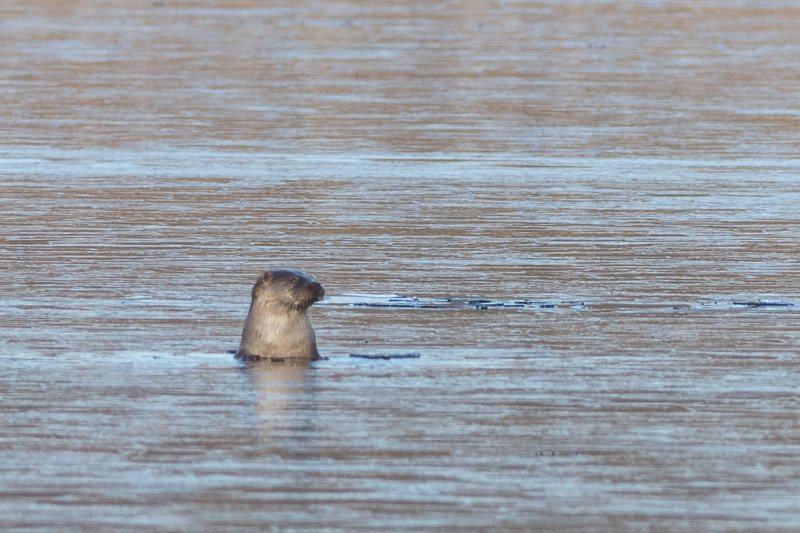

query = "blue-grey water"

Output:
[[2, 1, 800, 531]]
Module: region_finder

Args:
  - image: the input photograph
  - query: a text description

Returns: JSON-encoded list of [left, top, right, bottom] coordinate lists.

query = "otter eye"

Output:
[[290, 277, 298, 286]]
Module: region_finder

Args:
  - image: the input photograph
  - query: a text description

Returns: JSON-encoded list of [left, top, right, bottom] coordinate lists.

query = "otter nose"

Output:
[[312, 281, 325, 301]]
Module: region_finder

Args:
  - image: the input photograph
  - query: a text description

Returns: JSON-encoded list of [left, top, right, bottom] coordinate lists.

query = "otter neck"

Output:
[[240, 300, 319, 359]]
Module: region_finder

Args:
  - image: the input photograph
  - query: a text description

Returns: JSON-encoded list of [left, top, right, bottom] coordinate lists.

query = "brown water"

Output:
[[2, 1, 800, 531]]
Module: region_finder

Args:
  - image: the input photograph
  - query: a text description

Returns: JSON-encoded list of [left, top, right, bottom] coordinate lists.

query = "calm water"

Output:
[[2, 1, 800, 531]]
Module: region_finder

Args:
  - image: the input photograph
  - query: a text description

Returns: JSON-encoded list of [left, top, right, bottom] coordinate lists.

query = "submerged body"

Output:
[[236, 270, 325, 361]]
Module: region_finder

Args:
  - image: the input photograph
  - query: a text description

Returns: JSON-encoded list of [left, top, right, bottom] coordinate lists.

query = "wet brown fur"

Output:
[[236, 270, 324, 361]]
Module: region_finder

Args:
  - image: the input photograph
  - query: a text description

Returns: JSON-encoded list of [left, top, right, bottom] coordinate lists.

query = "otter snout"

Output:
[[309, 280, 325, 303]]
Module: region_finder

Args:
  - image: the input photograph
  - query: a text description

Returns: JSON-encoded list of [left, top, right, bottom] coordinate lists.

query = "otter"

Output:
[[236, 269, 325, 361]]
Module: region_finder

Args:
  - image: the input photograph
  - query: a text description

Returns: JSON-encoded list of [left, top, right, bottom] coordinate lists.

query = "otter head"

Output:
[[252, 269, 325, 311]]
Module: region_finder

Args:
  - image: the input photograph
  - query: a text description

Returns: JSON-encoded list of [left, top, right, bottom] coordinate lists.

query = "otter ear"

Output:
[[252, 271, 272, 298]]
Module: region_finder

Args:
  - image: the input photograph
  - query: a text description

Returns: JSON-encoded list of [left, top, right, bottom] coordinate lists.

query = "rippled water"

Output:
[[2, 1, 800, 531]]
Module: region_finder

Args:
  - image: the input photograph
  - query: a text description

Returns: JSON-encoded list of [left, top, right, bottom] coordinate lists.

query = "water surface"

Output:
[[2, 1, 800, 531]]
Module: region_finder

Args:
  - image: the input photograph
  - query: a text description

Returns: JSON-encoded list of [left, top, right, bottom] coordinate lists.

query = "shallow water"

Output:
[[2, 1, 800, 531]]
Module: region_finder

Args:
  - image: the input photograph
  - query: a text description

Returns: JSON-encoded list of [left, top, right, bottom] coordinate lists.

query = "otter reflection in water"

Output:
[[236, 270, 325, 361], [243, 361, 318, 450]]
